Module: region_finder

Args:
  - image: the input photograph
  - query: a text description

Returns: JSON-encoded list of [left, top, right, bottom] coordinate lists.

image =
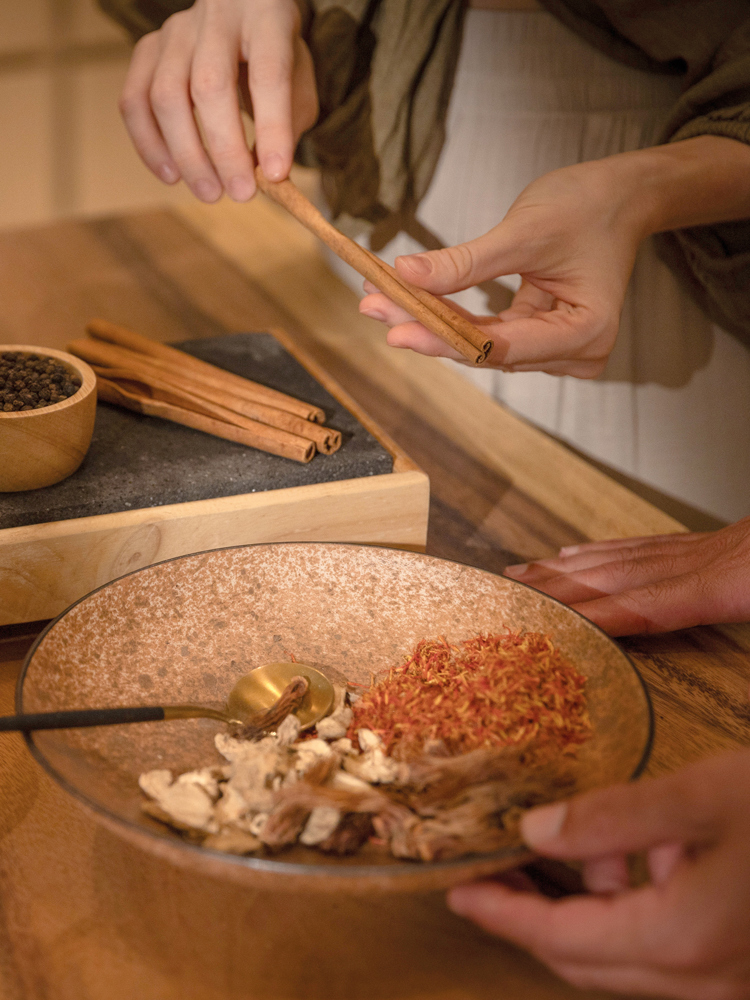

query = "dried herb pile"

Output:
[[1, 351, 82, 411], [139, 632, 591, 863], [349, 632, 592, 758]]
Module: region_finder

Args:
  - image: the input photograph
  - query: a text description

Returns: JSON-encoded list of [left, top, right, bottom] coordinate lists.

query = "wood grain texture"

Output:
[[0, 203, 749, 1000], [0, 471, 428, 626]]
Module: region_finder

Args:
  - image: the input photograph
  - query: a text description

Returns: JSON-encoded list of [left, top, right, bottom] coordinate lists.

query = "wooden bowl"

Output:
[[0, 345, 97, 491], [18, 543, 652, 896]]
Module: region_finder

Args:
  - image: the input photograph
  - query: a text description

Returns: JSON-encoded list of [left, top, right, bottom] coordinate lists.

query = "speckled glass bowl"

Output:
[[18, 542, 652, 893]]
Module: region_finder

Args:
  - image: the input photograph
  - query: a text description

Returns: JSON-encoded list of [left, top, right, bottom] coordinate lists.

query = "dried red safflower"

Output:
[[348, 631, 592, 758]]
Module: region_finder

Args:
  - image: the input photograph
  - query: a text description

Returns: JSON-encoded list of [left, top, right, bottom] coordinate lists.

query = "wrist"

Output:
[[601, 136, 750, 238]]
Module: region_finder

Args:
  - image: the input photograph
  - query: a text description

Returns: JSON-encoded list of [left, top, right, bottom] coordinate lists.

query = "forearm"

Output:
[[604, 135, 750, 238]]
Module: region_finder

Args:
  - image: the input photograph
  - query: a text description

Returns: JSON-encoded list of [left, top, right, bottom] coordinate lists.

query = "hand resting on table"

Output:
[[503, 516, 750, 637]]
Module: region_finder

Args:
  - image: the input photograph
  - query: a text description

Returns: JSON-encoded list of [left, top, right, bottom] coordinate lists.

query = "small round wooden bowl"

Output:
[[0, 345, 97, 492]]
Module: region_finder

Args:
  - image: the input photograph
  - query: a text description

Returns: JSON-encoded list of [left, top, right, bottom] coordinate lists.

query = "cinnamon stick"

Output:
[[89, 362, 341, 455], [362, 247, 494, 361], [69, 338, 340, 454], [253, 167, 491, 365], [96, 377, 315, 463], [86, 318, 326, 423]]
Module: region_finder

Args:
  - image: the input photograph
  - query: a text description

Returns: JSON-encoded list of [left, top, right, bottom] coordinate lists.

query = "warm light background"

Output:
[[0, 0, 192, 231]]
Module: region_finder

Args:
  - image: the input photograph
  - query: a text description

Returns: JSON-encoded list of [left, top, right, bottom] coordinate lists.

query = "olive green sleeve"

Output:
[[97, 0, 190, 40], [97, 0, 464, 254], [652, 18, 750, 345]]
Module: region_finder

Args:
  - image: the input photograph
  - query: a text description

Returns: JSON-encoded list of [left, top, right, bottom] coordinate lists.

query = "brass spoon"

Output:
[[1, 662, 334, 734]]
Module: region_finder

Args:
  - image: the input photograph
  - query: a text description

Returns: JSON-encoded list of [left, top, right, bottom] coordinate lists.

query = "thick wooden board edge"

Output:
[[0, 470, 429, 625]]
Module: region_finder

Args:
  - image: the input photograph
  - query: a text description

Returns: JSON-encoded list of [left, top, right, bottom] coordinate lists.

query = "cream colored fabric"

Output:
[[332, 9, 750, 523]]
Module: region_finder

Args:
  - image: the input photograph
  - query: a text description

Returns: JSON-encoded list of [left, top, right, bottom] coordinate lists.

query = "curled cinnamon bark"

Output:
[[231, 675, 310, 740]]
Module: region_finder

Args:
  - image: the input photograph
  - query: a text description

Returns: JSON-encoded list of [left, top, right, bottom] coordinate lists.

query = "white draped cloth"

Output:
[[330, 9, 750, 524]]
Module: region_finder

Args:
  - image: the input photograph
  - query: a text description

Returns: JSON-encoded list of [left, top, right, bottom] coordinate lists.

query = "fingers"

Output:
[[386, 322, 468, 361], [361, 290, 608, 373], [120, 2, 314, 203], [503, 537, 713, 621], [498, 279, 555, 320], [649, 842, 685, 887], [245, 2, 298, 180], [448, 753, 750, 994], [502, 528, 750, 635], [393, 225, 534, 295], [190, 6, 255, 200], [448, 880, 656, 964], [505, 552, 677, 605], [541, 959, 727, 999], [360, 290, 416, 328], [449, 882, 733, 999], [360, 291, 489, 365], [557, 532, 697, 558], [507, 533, 699, 582], [568, 583, 707, 635], [136, 13, 224, 202], [120, 32, 181, 183], [122, 16, 228, 199], [520, 762, 727, 862]]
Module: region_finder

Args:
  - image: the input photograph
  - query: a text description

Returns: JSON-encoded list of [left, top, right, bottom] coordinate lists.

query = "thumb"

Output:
[[521, 757, 730, 860], [395, 225, 528, 295]]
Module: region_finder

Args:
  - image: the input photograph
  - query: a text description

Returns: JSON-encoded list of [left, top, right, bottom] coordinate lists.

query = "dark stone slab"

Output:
[[0, 333, 393, 529]]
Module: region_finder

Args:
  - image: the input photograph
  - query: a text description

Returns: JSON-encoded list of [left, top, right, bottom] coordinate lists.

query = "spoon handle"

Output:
[[0, 706, 166, 731], [0, 705, 231, 732]]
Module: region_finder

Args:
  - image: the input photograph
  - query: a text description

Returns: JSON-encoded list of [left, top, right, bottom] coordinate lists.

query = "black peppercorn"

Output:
[[0, 352, 81, 411]]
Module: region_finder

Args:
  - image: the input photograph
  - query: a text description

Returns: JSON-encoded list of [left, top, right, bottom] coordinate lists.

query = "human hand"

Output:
[[449, 751, 750, 1000], [359, 156, 650, 376], [502, 516, 750, 636], [119, 0, 318, 202]]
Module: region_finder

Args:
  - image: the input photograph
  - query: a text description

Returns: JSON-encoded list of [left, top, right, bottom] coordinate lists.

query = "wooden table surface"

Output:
[[1, 194, 749, 1000]]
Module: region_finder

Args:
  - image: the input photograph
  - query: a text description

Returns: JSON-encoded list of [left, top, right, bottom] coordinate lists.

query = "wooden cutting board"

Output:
[[0, 329, 428, 626]]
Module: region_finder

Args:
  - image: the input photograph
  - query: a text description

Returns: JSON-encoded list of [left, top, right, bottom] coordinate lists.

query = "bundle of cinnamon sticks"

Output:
[[68, 319, 341, 463]]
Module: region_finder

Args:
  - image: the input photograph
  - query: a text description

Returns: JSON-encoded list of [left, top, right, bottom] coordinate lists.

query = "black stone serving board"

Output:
[[0, 333, 393, 530]]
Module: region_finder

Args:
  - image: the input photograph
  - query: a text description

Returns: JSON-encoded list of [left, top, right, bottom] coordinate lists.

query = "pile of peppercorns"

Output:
[[0, 351, 82, 412]]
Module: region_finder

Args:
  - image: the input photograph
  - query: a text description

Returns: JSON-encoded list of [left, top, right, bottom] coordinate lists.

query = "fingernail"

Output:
[[402, 254, 432, 277], [521, 802, 567, 847], [159, 163, 179, 183], [360, 307, 386, 322], [504, 563, 528, 577], [559, 545, 580, 557], [195, 179, 221, 202], [228, 175, 254, 201], [263, 154, 284, 181]]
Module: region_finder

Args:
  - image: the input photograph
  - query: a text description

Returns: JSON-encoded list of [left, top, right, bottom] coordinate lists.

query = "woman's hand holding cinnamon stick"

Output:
[[361, 138, 750, 375], [253, 166, 493, 366], [119, 0, 317, 202]]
